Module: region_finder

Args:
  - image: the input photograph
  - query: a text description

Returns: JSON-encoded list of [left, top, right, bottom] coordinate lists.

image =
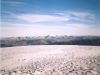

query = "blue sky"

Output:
[[1, 0, 100, 37]]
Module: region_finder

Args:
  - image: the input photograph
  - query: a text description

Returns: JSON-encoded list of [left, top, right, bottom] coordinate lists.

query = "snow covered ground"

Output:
[[0, 45, 100, 75]]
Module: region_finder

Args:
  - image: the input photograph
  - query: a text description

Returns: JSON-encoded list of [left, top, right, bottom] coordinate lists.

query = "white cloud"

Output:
[[56, 11, 95, 23], [16, 14, 70, 23], [1, 11, 98, 38], [15, 11, 95, 24], [1, 23, 100, 38], [68, 11, 95, 19]]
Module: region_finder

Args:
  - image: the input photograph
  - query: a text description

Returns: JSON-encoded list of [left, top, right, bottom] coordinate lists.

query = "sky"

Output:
[[1, 0, 100, 38]]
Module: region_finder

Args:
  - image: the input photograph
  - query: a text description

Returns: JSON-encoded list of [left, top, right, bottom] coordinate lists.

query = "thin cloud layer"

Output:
[[1, 11, 99, 38], [1, 23, 100, 38], [16, 11, 95, 23], [1, 0, 99, 37], [16, 14, 70, 23], [68, 11, 95, 19], [56, 11, 95, 23]]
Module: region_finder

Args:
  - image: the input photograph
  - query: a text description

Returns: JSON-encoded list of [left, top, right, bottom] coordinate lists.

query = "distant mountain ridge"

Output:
[[0, 36, 100, 47]]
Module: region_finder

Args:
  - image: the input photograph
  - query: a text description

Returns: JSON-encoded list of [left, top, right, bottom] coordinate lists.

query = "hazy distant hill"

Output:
[[0, 36, 100, 47]]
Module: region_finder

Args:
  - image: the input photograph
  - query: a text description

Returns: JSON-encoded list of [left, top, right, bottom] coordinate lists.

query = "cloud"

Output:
[[16, 14, 70, 23], [1, 23, 100, 38], [15, 11, 95, 24], [68, 11, 95, 19], [1, 11, 98, 38], [56, 11, 95, 23]]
